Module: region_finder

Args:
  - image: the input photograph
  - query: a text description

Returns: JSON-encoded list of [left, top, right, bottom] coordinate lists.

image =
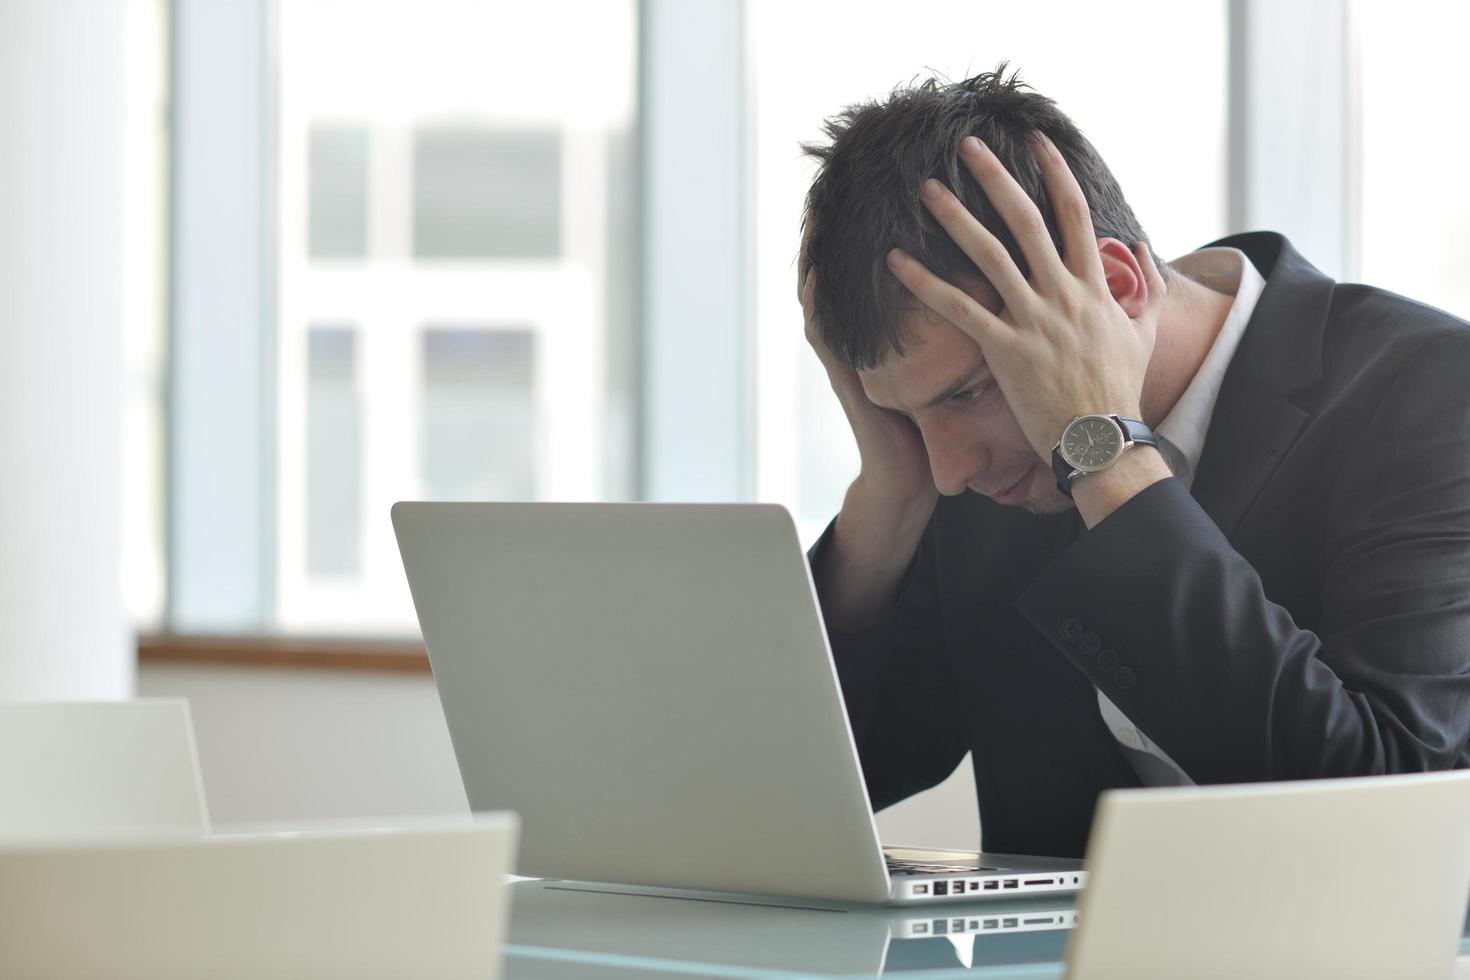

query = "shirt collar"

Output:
[[1154, 247, 1267, 486]]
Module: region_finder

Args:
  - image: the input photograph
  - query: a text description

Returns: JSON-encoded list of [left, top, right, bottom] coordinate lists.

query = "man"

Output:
[[800, 68, 1470, 859]]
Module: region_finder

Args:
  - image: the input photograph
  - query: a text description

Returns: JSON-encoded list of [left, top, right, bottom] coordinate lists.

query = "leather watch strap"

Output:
[[1115, 416, 1158, 451], [1051, 444, 1077, 497]]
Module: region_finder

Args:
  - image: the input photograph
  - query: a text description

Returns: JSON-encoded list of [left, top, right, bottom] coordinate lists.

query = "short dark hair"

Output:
[[800, 65, 1162, 369]]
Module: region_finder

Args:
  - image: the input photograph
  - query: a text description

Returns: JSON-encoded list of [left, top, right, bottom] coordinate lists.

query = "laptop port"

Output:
[[1003, 879, 1019, 889], [913, 922, 929, 934], [983, 880, 999, 891], [1023, 878, 1054, 886], [951, 879, 965, 892], [969, 881, 980, 892], [933, 881, 949, 896], [983, 918, 999, 929], [1003, 917, 1018, 928], [913, 884, 929, 895], [933, 918, 947, 935]]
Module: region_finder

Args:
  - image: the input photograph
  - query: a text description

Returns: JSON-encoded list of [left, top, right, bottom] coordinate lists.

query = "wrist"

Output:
[[1070, 445, 1172, 529], [834, 474, 936, 573], [850, 472, 938, 522], [820, 477, 937, 632]]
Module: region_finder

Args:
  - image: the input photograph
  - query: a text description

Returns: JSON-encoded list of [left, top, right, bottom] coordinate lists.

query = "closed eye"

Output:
[[949, 382, 992, 404]]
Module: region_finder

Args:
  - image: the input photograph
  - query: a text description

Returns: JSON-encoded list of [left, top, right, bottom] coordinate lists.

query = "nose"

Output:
[[920, 420, 989, 497]]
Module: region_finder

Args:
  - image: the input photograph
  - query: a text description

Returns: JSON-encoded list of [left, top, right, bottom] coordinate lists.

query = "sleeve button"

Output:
[[1079, 632, 1102, 656], [1096, 649, 1119, 672], [1115, 666, 1137, 690], [1061, 618, 1084, 642]]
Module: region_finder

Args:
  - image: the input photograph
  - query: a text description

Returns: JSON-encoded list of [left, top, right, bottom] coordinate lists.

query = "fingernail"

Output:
[[961, 136, 984, 156], [886, 248, 905, 270], [921, 179, 943, 201]]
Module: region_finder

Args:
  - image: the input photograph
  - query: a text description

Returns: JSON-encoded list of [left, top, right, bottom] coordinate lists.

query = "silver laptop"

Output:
[[1066, 771, 1470, 980], [0, 815, 520, 980], [393, 501, 1082, 905]]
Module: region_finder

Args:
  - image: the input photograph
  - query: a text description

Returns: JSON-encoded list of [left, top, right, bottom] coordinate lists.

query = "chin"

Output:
[[1017, 487, 1076, 516]]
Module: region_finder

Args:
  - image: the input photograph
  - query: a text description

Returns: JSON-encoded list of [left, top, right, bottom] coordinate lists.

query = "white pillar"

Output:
[[0, 1, 129, 698], [1228, 0, 1356, 281], [640, 0, 753, 502]]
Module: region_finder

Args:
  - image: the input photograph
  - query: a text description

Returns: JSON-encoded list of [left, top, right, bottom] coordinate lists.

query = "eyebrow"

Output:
[[919, 365, 990, 410], [871, 357, 990, 415]]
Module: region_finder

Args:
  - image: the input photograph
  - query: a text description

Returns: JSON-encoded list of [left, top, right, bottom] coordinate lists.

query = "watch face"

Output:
[[1061, 416, 1124, 471]]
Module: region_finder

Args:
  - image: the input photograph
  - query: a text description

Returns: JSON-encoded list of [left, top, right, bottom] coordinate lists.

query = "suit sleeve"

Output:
[[1016, 332, 1470, 783], [808, 517, 969, 810]]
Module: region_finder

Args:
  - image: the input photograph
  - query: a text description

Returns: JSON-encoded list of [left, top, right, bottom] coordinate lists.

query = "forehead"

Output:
[[857, 275, 1002, 407], [858, 314, 986, 409]]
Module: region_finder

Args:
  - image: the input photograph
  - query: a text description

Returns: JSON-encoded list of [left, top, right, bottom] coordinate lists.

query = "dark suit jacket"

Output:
[[812, 232, 1470, 859]]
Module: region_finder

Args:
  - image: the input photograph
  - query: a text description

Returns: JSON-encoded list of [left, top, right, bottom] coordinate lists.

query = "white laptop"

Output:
[[393, 501, 1082, 905], [1065, 771, 1470, 980], [0, 699, 209, 836], [0, 814, 520, 980]]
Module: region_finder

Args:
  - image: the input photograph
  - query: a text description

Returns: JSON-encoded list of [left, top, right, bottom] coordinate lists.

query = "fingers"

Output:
[[800, 268, 848, 373], [954, 136, 1069, 289], [918, 177, 1033, 312], [915, 132, 1108, 304], [1027, 132, 1103, 283], [800, 271, 824, 348], [885, 247, 1005, 346], [797, 217, 814, 301]]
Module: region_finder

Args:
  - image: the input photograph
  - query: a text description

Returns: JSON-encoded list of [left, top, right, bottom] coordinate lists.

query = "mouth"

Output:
[[986, 467, 1033, 503]]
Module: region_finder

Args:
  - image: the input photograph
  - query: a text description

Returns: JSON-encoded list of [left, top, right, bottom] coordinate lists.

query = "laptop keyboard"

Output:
[[886, 858, 1000, 876]]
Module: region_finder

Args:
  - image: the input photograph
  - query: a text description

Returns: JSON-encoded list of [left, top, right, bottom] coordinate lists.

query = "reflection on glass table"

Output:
[[505, 878, 1073, 978], [504, 880, 1470, 980]]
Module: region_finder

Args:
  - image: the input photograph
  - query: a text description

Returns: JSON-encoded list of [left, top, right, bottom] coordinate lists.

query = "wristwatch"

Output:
[[1050, 415, 1159, 497]]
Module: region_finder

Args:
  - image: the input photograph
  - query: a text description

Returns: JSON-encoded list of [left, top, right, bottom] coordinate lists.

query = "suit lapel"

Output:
[[1190, 376, 1310, 537], [1186, 233, 1335, 538]]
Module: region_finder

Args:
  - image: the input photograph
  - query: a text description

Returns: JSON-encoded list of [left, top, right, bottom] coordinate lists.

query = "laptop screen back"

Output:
[[1067, 771, 1470, 980], [393, 502, 892, 903]]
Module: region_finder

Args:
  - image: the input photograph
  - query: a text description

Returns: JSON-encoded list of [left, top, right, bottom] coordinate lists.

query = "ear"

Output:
[[1095, 237, 1148, 318]]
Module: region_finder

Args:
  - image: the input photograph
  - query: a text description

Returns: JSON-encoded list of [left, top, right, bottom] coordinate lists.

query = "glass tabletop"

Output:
[[503, 880, 1470, 980]]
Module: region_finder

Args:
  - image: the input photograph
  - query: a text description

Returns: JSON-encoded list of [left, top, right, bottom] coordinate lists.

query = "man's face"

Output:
[[857, 298, 1074, 516]]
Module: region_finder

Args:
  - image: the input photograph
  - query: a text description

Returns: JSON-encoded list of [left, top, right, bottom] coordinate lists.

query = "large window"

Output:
[[274, 0, 638, 633], [749, 0, 1230, 544]]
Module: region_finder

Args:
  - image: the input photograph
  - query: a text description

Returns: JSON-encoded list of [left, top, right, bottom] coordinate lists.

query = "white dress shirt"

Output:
[[1094, 247, 1267, 786]]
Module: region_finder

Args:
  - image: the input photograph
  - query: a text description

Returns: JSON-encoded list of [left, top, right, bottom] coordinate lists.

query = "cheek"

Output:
[[920, 414, 985, 469], [917, 415, 962, 455], [985, 396, 1032, 450], [930, 397, 1031, 458]]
